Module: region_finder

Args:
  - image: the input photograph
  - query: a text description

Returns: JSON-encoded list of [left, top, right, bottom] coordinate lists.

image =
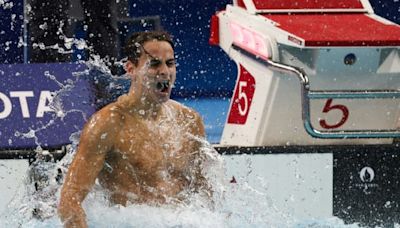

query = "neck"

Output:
[[133, 101, 163, 120], [123, 92, 163, 120], [123, 85, 165, 120]]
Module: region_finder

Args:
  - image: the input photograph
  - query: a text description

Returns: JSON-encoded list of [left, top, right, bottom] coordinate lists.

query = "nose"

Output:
[[157, 62, 170, 77]]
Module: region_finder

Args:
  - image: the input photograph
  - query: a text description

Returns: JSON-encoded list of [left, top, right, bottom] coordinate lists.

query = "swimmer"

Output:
[[58, 31, 211, 228]]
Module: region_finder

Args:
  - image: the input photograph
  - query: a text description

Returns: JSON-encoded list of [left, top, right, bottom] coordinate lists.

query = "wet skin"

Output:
[[58, 40, 209, 228]]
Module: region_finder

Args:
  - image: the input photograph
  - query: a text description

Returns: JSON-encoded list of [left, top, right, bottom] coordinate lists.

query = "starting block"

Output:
[[211, 0, 400, 225], [210, 0, 400, 146]]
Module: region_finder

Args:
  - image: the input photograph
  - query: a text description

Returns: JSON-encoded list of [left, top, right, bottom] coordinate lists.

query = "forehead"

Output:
[[142, 40, 174, 58]]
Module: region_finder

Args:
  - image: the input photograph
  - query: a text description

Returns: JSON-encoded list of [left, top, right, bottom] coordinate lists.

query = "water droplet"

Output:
[[100, 133, 108, 139]]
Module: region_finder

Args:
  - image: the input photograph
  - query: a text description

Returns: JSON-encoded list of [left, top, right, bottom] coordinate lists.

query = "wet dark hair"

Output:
[[124, 31, 174, 65]]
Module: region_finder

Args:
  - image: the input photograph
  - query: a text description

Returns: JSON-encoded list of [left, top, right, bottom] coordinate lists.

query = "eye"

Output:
[[148, 59, 162, 68], [166, 59, 176, 67]]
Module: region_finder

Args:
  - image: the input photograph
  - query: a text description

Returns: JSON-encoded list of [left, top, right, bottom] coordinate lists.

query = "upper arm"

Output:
[[186, 109, 206, 156], [191, 110, 205, 139], [60, 109, 121, 202], [189, 111, 214, 196]]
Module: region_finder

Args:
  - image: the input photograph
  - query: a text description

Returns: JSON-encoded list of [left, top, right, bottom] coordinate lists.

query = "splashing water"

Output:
[[0, 134, 362, 228]]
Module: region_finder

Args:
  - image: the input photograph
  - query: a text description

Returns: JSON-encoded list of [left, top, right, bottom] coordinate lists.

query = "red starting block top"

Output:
[[263, 13, 400, 47], [237, 0, 368, 12], [252, 0, 364, 11]]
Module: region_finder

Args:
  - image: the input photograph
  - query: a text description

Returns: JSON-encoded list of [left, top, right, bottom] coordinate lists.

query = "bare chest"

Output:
[[113, 118, 195, 177]]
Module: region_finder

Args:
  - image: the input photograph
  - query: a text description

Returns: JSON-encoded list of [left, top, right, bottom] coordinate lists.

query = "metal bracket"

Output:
[[264, 59, 400, 139]]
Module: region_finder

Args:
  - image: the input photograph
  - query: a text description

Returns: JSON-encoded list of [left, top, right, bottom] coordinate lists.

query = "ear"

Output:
[[124, 60, 136, 75]]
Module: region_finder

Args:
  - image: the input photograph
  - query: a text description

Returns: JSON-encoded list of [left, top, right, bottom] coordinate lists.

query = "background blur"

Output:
[[1, 0, 399, 99]]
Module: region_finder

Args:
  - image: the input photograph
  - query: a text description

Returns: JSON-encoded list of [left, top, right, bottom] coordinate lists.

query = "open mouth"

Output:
[[156, 80, 170, 93]]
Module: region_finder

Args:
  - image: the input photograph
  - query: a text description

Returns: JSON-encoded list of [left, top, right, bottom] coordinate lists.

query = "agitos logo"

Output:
[[359, 166, 375, 183], [355, 166, 379, 191]]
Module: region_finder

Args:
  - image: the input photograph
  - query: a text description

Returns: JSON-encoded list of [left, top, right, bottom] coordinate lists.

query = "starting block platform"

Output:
[[210, 0, 400, 146]]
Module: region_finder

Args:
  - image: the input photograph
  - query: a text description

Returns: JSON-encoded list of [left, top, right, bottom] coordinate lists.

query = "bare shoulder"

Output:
[[167, 100, 202, 121], [167, 100, 205, 137], [83, 102, 125, 135]]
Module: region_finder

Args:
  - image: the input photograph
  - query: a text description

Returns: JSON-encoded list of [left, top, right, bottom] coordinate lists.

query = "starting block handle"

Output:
[[309, 90, 400, 99], [264, 59, 400, 139]]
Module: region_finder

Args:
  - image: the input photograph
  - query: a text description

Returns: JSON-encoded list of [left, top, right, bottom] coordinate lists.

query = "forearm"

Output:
[[199, 176, 213, 198], [58, 199, 87, 228]]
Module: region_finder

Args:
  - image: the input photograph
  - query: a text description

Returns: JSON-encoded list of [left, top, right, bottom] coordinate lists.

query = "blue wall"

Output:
[[0, 0, 24, 63], [1, 0, 399, 98]]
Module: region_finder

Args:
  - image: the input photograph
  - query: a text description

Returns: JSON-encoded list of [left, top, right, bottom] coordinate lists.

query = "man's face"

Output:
[[129, 40, 176, 105]]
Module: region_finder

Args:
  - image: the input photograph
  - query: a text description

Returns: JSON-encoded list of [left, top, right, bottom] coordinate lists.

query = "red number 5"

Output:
[[319, 98, 349, 129]]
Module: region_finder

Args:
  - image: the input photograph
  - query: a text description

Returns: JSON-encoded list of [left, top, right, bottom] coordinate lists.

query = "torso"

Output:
[[98, 100, 202, 205]]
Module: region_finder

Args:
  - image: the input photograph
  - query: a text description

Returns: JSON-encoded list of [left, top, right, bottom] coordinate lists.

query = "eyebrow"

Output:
[[142, 47, 157, 60], [142, 47, 175, 61]]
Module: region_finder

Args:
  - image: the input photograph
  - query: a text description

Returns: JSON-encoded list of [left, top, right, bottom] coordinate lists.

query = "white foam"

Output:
[[0, 139, 362, 228]]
